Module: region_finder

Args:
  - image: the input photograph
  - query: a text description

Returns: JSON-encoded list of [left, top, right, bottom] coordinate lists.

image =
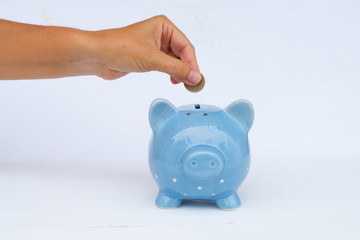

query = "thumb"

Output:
[[152, 51, 201, 85]]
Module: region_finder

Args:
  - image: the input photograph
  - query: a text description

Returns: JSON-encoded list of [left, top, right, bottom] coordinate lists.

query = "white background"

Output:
[[0, 0, 359, 239]]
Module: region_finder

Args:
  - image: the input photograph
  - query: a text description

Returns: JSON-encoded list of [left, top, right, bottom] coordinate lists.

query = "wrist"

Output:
[[66, 29, 104, 77]]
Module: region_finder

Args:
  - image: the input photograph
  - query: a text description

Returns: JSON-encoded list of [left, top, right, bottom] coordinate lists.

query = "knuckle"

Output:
[[172, 62, 182, 73], [155, 15, 169, 22], [172, 62, 187, 77], [189, 43, 195, 52]]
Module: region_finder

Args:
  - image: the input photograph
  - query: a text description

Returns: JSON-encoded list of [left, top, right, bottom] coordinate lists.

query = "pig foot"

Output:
[[155, 191, 181, 209], [215, 192, 241, 210]]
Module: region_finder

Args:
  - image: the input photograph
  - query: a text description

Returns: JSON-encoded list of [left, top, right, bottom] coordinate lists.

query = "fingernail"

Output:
[[187, 70, 201, 85]]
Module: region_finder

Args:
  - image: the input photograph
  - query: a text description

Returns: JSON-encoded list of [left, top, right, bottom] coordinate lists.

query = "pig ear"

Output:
[[149, 98, 178, 132], [224, 99, 254, 132]]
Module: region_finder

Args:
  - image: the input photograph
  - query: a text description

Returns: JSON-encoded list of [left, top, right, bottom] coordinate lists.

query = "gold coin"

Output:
[[184, 73, 205, 93]]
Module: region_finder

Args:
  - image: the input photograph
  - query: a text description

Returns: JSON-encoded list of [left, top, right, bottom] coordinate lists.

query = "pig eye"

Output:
[[186, 113, 191, 116], [203, 113, 208, 116]]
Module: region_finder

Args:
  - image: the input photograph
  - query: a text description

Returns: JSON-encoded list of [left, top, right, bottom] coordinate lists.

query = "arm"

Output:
[[0, 15, 201, 85]]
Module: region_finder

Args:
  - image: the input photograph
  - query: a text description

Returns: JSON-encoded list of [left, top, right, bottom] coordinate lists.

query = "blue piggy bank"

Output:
[[148, 98, 254, 210]]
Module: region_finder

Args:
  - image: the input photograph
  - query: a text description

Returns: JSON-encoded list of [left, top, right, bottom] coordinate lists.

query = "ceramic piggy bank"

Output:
[[148, 98, 254, 210]]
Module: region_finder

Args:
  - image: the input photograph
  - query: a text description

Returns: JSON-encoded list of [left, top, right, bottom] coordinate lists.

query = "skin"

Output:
[[0, 15, 201, 85]]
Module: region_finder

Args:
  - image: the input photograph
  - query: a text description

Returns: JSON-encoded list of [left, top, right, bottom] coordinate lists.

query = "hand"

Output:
[[89, 15, 201, 85]]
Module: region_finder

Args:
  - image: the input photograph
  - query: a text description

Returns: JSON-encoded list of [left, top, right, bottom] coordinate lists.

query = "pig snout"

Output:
[[182, 146, 224, 178]]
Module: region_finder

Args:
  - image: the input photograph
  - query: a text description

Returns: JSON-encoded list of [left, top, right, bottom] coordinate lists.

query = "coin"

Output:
[[184, 73, 205, 93]]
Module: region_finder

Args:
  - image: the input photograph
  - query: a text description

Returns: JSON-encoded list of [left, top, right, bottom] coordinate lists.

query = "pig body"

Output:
[[148, 99, 254, 210]]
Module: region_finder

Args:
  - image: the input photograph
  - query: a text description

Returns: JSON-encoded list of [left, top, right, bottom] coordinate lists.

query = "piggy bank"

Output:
[[148, 98, 254, 210]]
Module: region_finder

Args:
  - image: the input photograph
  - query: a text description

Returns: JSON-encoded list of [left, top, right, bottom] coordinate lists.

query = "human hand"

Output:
[[88, 15, 201, 85]]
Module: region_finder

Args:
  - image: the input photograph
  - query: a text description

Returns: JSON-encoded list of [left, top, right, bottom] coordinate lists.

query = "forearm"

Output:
[[0, 19, 99, 80], [0, 16, 201, 84]]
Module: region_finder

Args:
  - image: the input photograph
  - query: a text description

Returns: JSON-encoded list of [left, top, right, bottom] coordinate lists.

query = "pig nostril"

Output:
[[191, 161, 197, 167], [210, 161, 216, 167]]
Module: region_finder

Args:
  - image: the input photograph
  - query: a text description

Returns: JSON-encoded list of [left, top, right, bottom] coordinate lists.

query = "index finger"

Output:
[[162, 19, 200, 72]]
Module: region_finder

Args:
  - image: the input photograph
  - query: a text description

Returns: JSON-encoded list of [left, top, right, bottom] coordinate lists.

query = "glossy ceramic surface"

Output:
[[148, 99, 254, 210]]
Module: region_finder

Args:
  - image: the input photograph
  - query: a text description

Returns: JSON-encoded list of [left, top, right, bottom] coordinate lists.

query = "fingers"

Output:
[[153, 16, 201, 85], [161, 19, 200, 73], [170, 76, 180, 84], [152, 50, 201, 85], [167, 51, 181, 84]]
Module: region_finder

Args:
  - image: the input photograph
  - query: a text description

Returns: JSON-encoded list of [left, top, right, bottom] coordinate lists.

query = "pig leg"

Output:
[[214, 192, 241, 210], [155, 191, 181, 209]]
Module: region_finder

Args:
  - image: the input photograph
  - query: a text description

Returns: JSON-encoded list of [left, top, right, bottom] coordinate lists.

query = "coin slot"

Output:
[[194, 104, 200, 109]]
